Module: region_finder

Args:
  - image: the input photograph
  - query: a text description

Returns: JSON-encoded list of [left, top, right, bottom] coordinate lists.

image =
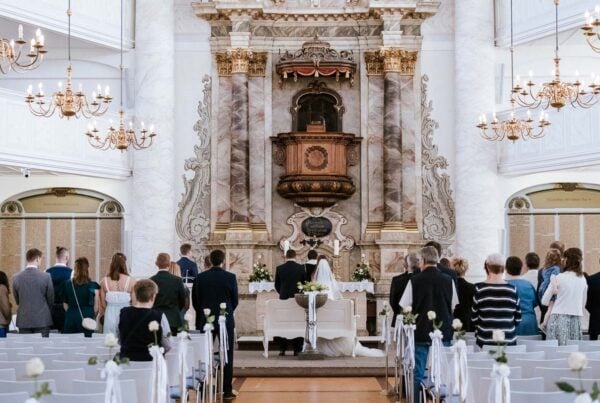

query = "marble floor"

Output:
[[232, 377, 398, 403]]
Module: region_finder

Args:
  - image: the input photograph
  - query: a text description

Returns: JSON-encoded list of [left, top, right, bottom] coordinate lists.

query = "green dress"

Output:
[[63, 280, 100, 337]]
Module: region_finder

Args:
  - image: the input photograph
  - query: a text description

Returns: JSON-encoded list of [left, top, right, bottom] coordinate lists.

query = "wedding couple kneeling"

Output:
[[274, 249, 384, 358]]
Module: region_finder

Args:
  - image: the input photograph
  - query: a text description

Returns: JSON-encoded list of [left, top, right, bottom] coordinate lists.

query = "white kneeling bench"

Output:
[[262, 298, 357, 358]]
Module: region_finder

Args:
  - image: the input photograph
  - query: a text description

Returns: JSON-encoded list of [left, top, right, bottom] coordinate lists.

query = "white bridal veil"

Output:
[[314, 259, 342, 300]]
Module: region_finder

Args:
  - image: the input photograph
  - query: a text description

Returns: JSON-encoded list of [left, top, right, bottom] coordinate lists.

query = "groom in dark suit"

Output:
[[274, 249, 306, 356], [192, 249, 239, 400]]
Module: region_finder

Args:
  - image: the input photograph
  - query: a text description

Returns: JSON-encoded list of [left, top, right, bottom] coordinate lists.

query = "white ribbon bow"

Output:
[[218, 315, 229, 364], [488, 363, 511, 403], [402, 324, 416, 370], [394, 315, 404, 360], [177, 332, 190, 403], [307, 291, 318, 348], [149, 345, 168, 403], [452, 339, 469, 401], [101, 360, 123, 403], [428, 329, 444, 394], [204, 324, 214, 377]]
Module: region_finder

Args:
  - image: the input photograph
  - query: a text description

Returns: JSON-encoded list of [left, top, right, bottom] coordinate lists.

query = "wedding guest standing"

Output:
[[523, 252, 540, 288], [46, 246, 72, 332], [538, 248, 562, 324], [0, 271, 12, 337], [424, 240, 457, 284], [274, 249, 307, 355], [542, 248, 588, 345], [13, 248, 54, 337], [471, 253, 521, 346], [150, 253, 187, 335], [390, 253, 420, 327], [192, 249, 238, 401], [505, 256, 539, 336], [100, 253, 135, 335], [63, 257, 100, 337], [586, 264, 600, 340], [452, 257, 475, 332], [177, 243, 198, 284], [119, 279, 171, 361]]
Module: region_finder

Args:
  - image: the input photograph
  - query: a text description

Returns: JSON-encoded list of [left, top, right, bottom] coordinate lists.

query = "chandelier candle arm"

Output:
[[0, 24, 47, 74], [582, 5, 600, 53]]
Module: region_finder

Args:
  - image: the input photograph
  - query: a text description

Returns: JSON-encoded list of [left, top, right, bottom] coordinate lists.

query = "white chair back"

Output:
[[514, 358, 567, 378], [533, 367, 593, 391], [44, 392, 106, 403], [0, 379, 57, 395], [117, 367, 152, 403], [0, 368, 15, 381], [510, 391, 570, 403], [0, 346, 33, 360], [48, 360, 89, 370], [481, 344, 527, 353], [468, 366, 522, 380], [0, 391, 29, 403], [475, 377, 544, 403], [505, 351, 545, 360], [517, 339, 558, 349], [558, 377, 600, 392], [0, 360, 29, 379], [72, 379, 138, 403], [528, 344, 578, 354], [38, 368, 86, 393]]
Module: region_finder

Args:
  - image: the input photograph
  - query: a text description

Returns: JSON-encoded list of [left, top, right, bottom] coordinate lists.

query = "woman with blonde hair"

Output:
[[538, 248, 562, 326], [452, 257, 475, 332], [99, 253, 135, 335]]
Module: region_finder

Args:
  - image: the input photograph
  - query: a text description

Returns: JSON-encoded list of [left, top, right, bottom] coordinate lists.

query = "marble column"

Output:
[[132, 0, 176, 276], [382, 49, 403, 224], [455, 0, 502, 279], [400, 61, 417, 227]]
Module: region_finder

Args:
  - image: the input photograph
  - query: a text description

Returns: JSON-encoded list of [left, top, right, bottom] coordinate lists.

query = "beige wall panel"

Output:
[[99, 219, 122, 279], [508, 215, 530, 259], [25, 219, 47, 263], [584, 214, 600, 275], [0, 219, 21, 312], [559, 215, 580, 253], [534, 215, 555, 258], [75, 219, 97, 280], [50, 219, 71, 261]]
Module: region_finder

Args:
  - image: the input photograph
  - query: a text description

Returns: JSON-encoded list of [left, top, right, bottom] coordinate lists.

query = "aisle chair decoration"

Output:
[[148, 320, 168, 403], [379, 302, 393, 395], [402, 306, 418, 403], [202, 308, 216, 403], [393, 312, 405, 397], [87, 332, 129, 403], [25, 357, 52, 403], [296, 281, 329, 357], [451, 319, 469, 403], [556, 352, 600, 403], [488, 330, 510, 403], [217, 302, 229, 401], [423, 311, 444, 403], [176, 329, 192, 403]]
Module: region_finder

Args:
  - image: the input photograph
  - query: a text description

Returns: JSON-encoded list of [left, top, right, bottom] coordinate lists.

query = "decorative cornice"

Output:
[[380, 48, 417, 75], [216, 50, 267, 77]]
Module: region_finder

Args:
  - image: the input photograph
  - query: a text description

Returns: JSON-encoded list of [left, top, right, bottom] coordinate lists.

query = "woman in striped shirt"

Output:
[[471, 253, 522, 347]]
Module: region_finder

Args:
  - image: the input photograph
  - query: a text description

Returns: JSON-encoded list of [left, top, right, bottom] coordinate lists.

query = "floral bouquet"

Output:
[[402, 306, 419, 325], [297, 281, 328, 293], [249, 261, 272, 282], [351, 256, 373, 282]]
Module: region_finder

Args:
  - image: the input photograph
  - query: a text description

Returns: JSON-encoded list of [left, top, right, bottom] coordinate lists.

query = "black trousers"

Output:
[[19, 327, 50, 337], [213, 323, 234, 394], [274, 336, 303, 353], [51, 304, 65, 332]]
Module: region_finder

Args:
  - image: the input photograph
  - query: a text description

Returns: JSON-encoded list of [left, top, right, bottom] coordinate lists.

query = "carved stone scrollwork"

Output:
[[421, 75, 456, 241], [0, 200, 23, 216], [380, 48, 418, 75], [273, 144, 286, 166], [346, 144, 360, 166], [176, 75, 212, 258]]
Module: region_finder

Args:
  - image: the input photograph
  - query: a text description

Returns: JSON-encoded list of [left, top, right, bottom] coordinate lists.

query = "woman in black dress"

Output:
[[452, 257, 476, 332], [63, 258, 100, 337]]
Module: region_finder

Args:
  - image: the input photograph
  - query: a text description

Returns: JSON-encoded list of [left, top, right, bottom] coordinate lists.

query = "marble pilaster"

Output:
[[367, 76, 384, 224], [132, 0, 176, 276], [248, 76, 266, 228], [455, 0, 501, 278], [383, 71, 402, 223], [400, 75, 417, 226], [216, 77, 232, 225], [230, 71, 250, 224]]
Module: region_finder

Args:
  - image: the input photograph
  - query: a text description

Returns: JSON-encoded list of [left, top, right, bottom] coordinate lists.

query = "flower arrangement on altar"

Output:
[[25, 357, 52, 403], [351, 254, 373, 282], [249, 261, 272, 282], [556, 352, 600, 402], [297, 281, 328, 293]]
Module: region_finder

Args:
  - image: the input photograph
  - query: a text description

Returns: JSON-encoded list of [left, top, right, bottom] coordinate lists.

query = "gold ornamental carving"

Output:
[[379, 48, 417, 75], [365, 51, 384, 76], [216, 50, 267, 77]]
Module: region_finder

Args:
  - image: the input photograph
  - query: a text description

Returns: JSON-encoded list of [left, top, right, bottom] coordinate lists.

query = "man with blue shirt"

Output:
[[177, 243, 198, 284], [46, 246, 72, 333]]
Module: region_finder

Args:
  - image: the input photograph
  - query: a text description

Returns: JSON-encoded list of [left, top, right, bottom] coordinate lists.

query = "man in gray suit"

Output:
[[13, 248, 54, 337]]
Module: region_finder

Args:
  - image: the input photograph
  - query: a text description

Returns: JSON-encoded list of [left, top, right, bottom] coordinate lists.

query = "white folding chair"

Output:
[[518, 339, 558, 349], [47, 360, 89, 370], [475, 377, 544, 403], [116, 368, 152, 403], [37, 368, 85, 393], [578, 344, 600, 352], [516, 335, 543, 341], [72, 379, 138, 403], [0, 391, 29, 403], [558, 377, 600, 392], [514, 358, 567, 377], [505, 351, 545, 361], [528, 344, 578, 354], [511, 391, 570, 403], [44, 392, 105, 403], [566, 340, 600, 348], [481, 344, 527, 353], [0, 361, 29, 379], [41, 345, 87, 355], [0, 352, 7, 361], [0, 347, 33, 360], [0, 368, 15, 381], [17, 352, 63, 361], [0, 379, 57, 395], [533, 367, 593, 391], [468, 366, 522, 381]]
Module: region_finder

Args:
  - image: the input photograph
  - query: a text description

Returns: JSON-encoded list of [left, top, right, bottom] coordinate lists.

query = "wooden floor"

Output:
[[232, 377, 398, 403]]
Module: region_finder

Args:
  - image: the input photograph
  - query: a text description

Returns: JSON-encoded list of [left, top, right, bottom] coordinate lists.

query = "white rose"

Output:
[[452, 319, 463, 331], [220, 303, 226, 310], [148, 320, 160, 332], [574, 393, 593, 403], [203, 308, 211, 317], [25, 357, 45, 378], [403, 306, 412, 314], [104, 333, 118, 348], [568, 352, 588, 371], [492, 329, 505, 343], [427, 311, 436, 320]]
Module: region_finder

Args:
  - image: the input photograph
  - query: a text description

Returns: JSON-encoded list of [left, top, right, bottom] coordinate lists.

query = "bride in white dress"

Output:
[[312, 257, 385, 357]]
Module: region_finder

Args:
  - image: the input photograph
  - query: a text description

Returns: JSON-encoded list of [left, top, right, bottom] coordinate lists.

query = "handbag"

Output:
[[71, 281, 97, 331]]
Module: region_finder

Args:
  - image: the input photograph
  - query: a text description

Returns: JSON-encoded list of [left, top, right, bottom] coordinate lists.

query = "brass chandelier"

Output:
[[85, 0, 156, 151], [0, 25, 47, 74], [25, 0, 112, 118], [512, 0, 600, 111], [582, 6, 600, 52], [477, 0, 550, 142]]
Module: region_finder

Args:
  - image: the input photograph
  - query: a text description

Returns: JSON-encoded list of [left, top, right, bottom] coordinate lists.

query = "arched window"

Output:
[[290, 81, 345, 132]]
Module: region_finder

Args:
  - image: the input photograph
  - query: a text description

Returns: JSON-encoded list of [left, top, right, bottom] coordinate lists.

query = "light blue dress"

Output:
[[507, 278, 539, 335], [103, 276, 132, 336]]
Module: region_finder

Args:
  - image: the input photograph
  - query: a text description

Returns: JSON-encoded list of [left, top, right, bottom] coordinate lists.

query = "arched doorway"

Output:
[[0, 188, 124, 281], [506, 183, 600, 274]]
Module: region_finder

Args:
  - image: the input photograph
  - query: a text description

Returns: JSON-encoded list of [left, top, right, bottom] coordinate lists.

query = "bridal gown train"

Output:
[[313, 259, 385, 358]]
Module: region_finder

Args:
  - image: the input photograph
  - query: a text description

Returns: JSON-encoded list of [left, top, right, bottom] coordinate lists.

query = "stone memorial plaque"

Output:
[[301, 217, 332, 238]]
